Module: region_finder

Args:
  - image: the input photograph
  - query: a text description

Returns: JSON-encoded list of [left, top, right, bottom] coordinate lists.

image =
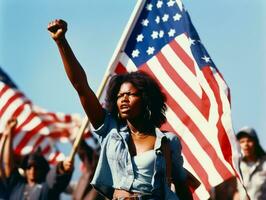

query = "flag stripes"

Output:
[[0, 80, 84, 163]]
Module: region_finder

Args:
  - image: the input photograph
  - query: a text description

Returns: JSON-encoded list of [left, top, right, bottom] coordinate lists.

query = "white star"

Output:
[[168, 29, 176, 37], [151, 31, 159, 39], [136, 34, 144, 42], [146, 3, 153, 11], [132, 49, 140, 58], [157, 0, 163, 8], [188, 37, 195, 46], [173, 13, 182, 21], [162, 14, 169, 22], [141, 19, 149, 26], [167, 0, 175, 7], [146, 47, 155, 55], [159, 30, 164, 38], [155, 16, 160, 24], [202, 55, 211, 63]]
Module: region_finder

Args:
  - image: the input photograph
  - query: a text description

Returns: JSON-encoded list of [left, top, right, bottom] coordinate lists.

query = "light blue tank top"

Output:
[[131, 150, 156, 194]]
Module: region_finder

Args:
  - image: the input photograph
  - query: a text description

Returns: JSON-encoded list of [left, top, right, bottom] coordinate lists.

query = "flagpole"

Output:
[[96, 0, 145, 98], [69, 0, 146, 161]]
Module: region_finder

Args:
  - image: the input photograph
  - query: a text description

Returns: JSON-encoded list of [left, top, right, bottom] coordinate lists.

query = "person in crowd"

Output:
[[0, 118, 74, 200], [48, 19, 192, 200], [72, 139, 104, 200], [0, 119, 18, 199], [233, 127, 266, 200]]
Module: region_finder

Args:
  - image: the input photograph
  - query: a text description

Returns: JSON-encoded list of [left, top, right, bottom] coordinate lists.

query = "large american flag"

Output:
[[0, 67, 86, 163], [99, 0, 240, 199]]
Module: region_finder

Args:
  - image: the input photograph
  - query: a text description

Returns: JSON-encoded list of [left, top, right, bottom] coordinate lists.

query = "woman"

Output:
[[234, 127, 266, 200], [0, 119, 74, 200], [48, 19, 192, 200]]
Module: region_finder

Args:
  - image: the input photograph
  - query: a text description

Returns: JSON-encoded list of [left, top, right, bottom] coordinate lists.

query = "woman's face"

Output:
[[239, 136, 256, 158], [116, 82, 142, 120]]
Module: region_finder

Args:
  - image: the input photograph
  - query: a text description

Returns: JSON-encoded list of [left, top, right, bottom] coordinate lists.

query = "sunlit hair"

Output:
[[105, 71, 167, 127]]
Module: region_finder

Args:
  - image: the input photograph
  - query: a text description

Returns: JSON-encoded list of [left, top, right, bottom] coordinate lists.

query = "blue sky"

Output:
[[1, 0, 265, 158]]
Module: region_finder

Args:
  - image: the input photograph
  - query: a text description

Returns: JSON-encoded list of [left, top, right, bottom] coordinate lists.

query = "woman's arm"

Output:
[[2, 119, 17, 178], [47, 19, 105, 129]]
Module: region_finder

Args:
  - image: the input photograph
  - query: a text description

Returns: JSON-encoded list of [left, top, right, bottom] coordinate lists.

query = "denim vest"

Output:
[[91, 112, 186, 199]]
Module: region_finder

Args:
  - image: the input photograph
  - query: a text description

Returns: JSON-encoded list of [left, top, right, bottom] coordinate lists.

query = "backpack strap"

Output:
[[161, 138, 172, 187]]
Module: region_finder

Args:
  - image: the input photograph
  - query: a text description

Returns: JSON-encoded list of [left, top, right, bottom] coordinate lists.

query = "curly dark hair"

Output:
[[105, 71, 167, 127]]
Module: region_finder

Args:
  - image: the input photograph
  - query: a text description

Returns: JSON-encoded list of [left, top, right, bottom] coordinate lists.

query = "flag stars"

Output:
[[141, 19, 149, 26], [168, 29, 176, 37], [146, 3, 153, 11], [159, 30, 164, 38], [188, 37, 195, 46], [146, 47, 155, 55], [162, 14, 169, 22], [136, 34, 144, 42], [202, 55, 211, 63], [132, 49, 140, 58], [173, 13, 182, 21], [167, 0, 175, 7], [156, 0, 163, 8], [151, 31, 159, 39], [155, 16, 160, 24]]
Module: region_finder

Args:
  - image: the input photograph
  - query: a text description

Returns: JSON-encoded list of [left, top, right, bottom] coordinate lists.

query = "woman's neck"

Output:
[[127, 119, 154, 135], [244, 154, 257, 163]]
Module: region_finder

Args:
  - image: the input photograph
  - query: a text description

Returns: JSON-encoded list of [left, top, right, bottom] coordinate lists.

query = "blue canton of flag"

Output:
[[125, 0, 215, 70], [0, 67, 17, 89]]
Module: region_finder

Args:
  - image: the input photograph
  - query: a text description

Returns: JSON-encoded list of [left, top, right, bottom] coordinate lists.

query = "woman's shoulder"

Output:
[[163, 131, 180, 141], [162, 131, 182, 150]]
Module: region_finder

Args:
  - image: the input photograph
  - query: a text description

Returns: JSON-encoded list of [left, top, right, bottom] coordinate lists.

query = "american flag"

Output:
[[99, 0, 240, 199], [0, 67, 86, 163]]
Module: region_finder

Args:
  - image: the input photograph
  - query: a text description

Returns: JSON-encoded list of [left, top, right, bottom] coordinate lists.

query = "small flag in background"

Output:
[[0, 67, 87, 163], [99, 0, 240, 199]]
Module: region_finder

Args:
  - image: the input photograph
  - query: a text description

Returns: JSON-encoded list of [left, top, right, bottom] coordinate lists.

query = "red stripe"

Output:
[[48, 151, 60, 164], [11, 100, 31, 120], [141, 64, 233, 180], [169, 39, 196, 75], [0, 92, 24, 117], [33, 135, 45, 150], [165, 121, 212, 190], [202, 67, 234, 176], [156, 51, 210, 119], [42, 144, 51, 155], [114, 62, 127, 74], [14, 113, 36, 137], [15, 120, 50, 154], [0, 85, 9, 98]]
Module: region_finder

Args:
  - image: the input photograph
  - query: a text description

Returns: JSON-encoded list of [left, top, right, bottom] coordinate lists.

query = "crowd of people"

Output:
[[0, 18, 265, 200]]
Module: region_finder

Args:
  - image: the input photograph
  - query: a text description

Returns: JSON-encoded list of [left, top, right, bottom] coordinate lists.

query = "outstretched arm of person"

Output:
[[1, 119, 17, 178], [47, 19, 105, 129], [0, 131, 6, 178]]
